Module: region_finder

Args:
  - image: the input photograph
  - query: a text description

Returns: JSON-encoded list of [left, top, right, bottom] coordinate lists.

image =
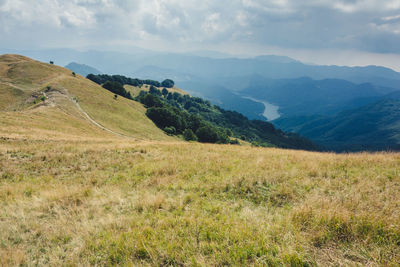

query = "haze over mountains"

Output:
[[3, 47, 400, 151]]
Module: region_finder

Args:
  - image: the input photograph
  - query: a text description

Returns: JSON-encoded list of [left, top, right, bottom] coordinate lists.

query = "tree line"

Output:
[[87, 74, 174, 88]]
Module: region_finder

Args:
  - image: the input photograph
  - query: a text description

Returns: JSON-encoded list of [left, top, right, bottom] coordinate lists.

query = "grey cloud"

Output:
[[1, 0, 400, 55]]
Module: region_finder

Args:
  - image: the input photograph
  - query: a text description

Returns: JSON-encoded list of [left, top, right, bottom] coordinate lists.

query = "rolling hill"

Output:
[[0, 54, 171, 141]]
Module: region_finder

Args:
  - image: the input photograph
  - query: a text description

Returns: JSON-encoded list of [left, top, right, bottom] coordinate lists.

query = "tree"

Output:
[[49, 61, 54, 64], [146, 107, 185, 133], [161, 79, 175, 88], [141, 93, 163, 108], [162, 88, 168, 96], [102, 81, 132, 99], [183, 129, 198, 141], [149, 86, 161, 96], [196, 125, 219, 143], [114, 94, 118, 100], [72, 72, 76, 77]]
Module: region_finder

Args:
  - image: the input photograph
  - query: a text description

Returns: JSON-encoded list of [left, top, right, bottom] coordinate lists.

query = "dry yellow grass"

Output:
[[1, 54, 400, 266], [0, 54, 172, 141], [0, 139, 399, 266]]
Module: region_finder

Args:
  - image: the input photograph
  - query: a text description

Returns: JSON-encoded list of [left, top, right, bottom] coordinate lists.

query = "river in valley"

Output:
[[242, 96, 280, 121]]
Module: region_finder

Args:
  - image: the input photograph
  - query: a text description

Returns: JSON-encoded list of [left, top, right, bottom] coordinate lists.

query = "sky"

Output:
[[1, 0, 400, 70]]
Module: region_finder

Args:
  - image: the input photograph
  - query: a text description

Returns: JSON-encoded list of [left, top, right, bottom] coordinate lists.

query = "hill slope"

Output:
[[241, 77, 396, 117], [0, 54, 171, 141], [274, 98, 400, 151]]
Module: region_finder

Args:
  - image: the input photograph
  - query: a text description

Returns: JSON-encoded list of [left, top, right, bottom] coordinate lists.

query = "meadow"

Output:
[[1, 54, 399, 266], [1, 138, 399, 266]]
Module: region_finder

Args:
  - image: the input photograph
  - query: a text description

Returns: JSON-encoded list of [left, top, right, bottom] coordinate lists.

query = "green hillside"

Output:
[[274, 99, 400, 151], [87, 73, 316, 150], [241, 77, 395, 117]]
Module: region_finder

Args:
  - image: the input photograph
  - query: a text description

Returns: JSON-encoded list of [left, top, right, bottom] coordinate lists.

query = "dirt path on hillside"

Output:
[[3, 73, 135, 139], [38, 74, 132, 139], [69, 96, 130, 138]]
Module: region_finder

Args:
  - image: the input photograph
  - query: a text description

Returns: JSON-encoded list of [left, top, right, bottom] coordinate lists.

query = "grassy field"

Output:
[[1, 139, 399, 266], [1, 54, 400, 266]]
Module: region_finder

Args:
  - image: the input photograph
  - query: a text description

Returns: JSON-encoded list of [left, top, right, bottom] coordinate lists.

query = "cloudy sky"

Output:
[[1, 0, 400, 70]]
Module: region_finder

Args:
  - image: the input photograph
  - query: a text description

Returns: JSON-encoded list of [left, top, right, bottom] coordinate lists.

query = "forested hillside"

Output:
[[87, 74, 316, 150], [274, 98, 400, 151]]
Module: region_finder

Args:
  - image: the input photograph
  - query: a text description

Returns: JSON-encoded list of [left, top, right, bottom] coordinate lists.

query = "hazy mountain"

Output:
[[132, 65, 196, 82], [65, 62, 102, 77], [240, 77, 397, 117], [178, 80, 266, 121], [274, 95, 400, 151], [2, 48, 399, 89]]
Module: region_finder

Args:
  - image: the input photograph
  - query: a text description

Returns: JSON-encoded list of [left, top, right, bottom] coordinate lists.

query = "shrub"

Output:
[[146, 107, 185, 133], [164, 126, 176, 135], [196, 125, 219, 143], [183, 129, 198, 141], [229, 139, 240, 145]]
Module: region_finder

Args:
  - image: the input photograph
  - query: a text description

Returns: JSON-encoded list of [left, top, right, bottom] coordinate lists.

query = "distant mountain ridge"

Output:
[[274, 95, 400, 151], [2, 48, 399, 87], [240, 76, 397, 117]]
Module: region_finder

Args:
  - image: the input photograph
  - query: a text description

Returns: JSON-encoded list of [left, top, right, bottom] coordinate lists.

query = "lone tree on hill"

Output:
[[161, 79, 175, 88]]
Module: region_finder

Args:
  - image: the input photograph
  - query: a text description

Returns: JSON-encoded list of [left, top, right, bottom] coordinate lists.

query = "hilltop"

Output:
[[0, 54, 171, 141]]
